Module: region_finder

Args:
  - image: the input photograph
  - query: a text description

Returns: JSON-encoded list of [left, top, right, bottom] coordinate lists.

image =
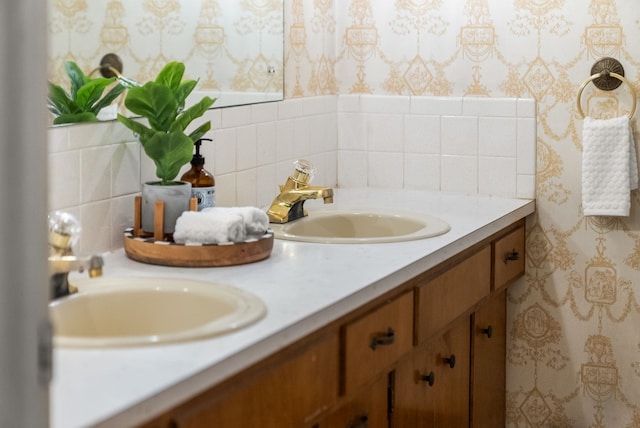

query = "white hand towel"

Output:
[[202, 207, 269, 237], [173, 211, 246, 244], [582, 116, 638, 216]]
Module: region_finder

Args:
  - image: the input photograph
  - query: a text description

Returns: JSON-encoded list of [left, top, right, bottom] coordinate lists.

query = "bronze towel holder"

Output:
[[576, 57, 637, 119]]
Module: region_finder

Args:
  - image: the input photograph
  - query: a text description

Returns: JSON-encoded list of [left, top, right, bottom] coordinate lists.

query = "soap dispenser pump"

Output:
[[181, 138, 215, 210]]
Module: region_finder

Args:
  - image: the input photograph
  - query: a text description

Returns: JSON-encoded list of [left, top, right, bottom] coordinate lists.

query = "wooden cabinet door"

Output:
[[169, 333, 339, 428], [315, 374, 389, 428], [471, 290, 506, 427], [393, 316, 471, 428]]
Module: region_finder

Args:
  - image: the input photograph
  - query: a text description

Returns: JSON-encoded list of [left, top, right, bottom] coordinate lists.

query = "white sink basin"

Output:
[[271, 209, 450, 243], [49, 277, 266, 348]]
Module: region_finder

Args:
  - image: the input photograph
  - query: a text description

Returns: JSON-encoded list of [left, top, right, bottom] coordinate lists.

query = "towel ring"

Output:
[[576, 67, 637, 119]]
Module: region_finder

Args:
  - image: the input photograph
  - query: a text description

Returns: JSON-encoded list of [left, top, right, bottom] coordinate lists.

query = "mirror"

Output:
[[48, 0, 284, 125]]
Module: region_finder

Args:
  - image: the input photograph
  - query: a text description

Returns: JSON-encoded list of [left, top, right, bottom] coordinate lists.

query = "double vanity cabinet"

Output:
[[140, 219, 525, 428]]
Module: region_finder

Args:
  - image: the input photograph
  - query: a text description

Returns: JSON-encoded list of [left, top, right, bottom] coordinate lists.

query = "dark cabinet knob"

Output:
[[420, 371, 435, 386], [503, 249, 519, 264], [370, 328, 395, 350], [481, 325, 493, 338], [443, 354, 456, 368], [347, 415, 368, 428]]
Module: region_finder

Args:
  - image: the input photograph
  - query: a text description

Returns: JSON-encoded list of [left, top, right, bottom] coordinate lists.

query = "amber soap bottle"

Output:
[[181, 138, 215, 210]]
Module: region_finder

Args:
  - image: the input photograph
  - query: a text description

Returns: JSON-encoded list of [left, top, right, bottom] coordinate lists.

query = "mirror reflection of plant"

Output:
[[117, 62, 216, 185], [48, 61, 126, 125]]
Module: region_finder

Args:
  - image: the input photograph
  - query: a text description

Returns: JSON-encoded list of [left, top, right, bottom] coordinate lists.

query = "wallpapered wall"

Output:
[[285, 0, 640, 426], [48, 0, 283, 98], [47, 0, 640, 426]]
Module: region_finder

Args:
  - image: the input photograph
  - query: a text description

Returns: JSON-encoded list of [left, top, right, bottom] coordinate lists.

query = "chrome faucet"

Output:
[[48, 211, 103, 299], [267, 159, 334, 223]]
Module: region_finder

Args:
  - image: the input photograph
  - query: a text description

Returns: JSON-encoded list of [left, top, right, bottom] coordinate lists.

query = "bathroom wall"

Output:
[[46, 0, 640, 426], [284, 0, 640, 426]]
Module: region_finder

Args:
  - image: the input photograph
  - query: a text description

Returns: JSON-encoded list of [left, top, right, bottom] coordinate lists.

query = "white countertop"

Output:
[[51, 189, 535, 428]]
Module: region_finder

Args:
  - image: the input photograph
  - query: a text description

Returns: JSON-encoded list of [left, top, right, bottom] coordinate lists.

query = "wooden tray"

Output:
[[123, 228, 274, 267], [123, 196, 274, 267]]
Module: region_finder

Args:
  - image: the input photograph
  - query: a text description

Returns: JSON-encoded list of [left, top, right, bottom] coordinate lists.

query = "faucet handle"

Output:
[[291, 159, 316, 185], [48, 211, 82, 253]]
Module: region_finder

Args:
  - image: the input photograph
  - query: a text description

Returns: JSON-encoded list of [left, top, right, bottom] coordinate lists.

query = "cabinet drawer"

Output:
[[415, 246, 490, 344], [343, 291, 413, 395], [494, 224, 525, 290]]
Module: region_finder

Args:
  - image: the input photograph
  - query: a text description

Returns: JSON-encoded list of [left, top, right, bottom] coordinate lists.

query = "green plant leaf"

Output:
[[174, 79, 198, 109], [53, 112, 98, 125], [48, 82, 75, 116], [188, 122, 212, 143], [65, 61, 88, 99], [91, 83, 125, 113], [124, 83, 178, 131], [143, 131, 194, 183], [116, 114, 155, 144], [171, 96, 216, 133], [75, 78, 115, 112], [155, 62, 184, 91]]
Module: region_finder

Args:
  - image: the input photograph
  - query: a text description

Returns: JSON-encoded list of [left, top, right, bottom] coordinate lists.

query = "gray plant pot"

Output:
[[141, 181, 192, 234]]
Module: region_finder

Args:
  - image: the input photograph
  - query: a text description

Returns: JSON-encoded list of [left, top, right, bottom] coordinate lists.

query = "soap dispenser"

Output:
[[181, 138, 215, 210]]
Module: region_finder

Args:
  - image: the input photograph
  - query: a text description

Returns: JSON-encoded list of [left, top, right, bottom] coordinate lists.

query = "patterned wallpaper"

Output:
[[48, 0, 640, 425], [285, 0, 640, 426], [48, 0, 283, 102]]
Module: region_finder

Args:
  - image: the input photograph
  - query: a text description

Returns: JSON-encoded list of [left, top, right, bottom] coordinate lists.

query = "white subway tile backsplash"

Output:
[[215, 173, 237, 207], [517, 117, 537, 174], [48, 151, 81, 210], [338, 150, 368, 187], [47, 95, 536, 253], [338, 113, 365, 150], [80, 146, 112, 204], [478, 157, 517, 196], [517, 98, 536, 118], [367, 114, 403, 152], [369, 152, 403, 188], [338, 95, 360, 112], [441, 155, 478, 193], [214, 128, 238, 175], [404, 154, 440, 190], [275, 119, 295, 161], [361, 95, 410, 114], [404, 115, 440, 154], [221, 105, 252, 129], [236, 169, 257, 206], [517, 174, 536, 199], [411, 97, 462, 116], [256, 122, 277, 166], [463, 97, 517, 117], [441, 116, 478, 155], [236, 126, 257, 171], [478, 117, 517, 157], [112, 142, 140, 197], [251, 102, 279, 123]]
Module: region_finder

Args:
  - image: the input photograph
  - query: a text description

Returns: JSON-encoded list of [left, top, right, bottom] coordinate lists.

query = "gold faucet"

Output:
[[48, 211, 104, 299], [267, 160, 334, 223]]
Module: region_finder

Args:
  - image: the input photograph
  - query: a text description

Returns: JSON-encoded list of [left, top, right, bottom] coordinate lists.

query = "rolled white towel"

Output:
[[173, 211, 246, 244], [202, 206, 269, 237]]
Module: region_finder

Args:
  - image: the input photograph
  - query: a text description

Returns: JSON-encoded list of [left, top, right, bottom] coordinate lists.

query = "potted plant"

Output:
[[48, 60, 126, 125], [117, 61, 216, 234]]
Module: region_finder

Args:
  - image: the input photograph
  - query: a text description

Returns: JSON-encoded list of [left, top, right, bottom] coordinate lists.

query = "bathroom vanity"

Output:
[[51, 189, 534, 428]]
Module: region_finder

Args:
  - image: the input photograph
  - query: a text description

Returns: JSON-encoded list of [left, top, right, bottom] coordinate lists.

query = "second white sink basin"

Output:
[[271, 209, 450, 243], [49, 277, 266, 348]]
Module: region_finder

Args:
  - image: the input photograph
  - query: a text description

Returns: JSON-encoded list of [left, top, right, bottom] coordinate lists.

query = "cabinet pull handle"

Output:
[[443, 354, 456, 368], [420, 371, 435, 386], [370, 328, 395, 350], [481, 325, 493, 338], [503, 249, 519, 264], [348, 415, 369, 428]]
